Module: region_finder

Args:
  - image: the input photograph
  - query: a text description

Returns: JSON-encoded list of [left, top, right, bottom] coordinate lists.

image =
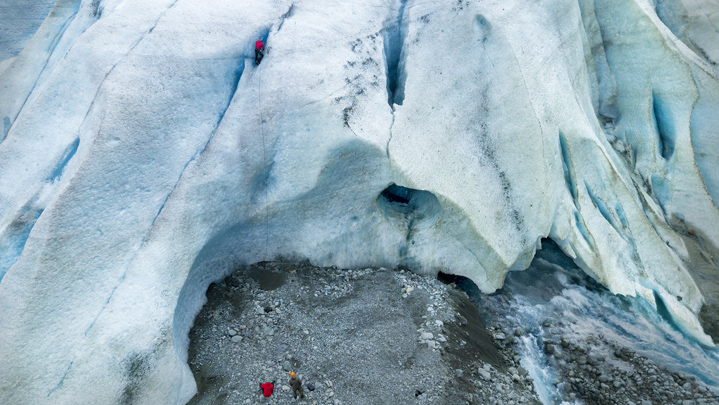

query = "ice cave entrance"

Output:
[[377, 183, 441, 225]]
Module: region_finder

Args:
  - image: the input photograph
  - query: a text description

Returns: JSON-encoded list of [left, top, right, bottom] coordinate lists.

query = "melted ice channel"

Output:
[[458, 241, 719, 404]]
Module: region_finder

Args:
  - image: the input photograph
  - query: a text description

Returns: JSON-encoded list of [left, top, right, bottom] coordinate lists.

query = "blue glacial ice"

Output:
[[1, 0, 719, 403]]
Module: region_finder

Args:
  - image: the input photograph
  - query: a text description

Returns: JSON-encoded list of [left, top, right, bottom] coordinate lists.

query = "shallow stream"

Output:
[[455, 240, 719, 404]]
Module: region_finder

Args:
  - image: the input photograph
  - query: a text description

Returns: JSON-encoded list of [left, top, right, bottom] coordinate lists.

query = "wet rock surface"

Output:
[[578, 345, 714, 403], [546, 328, 718, 404], [187, 262, 541, 404], [481, 291, 719, 405], [680, 232, 719, 344]]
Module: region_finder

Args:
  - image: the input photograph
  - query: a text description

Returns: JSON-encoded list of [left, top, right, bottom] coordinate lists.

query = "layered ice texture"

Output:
[[1, 0, 719, 403]]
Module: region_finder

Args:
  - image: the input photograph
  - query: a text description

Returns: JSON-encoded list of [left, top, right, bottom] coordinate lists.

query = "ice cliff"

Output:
[[1, 0, 718, 403]]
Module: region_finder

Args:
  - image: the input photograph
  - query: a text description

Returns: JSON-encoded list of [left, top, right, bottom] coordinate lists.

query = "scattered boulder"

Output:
[[544, 343, 555, 355]]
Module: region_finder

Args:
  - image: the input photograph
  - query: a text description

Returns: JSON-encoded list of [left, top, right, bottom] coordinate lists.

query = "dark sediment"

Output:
[[187, 259, 719, 405], [187, 262, 540, 404]]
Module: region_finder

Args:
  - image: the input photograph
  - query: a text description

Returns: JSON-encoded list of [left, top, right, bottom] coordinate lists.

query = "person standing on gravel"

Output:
[[289, 372, 305, 399]]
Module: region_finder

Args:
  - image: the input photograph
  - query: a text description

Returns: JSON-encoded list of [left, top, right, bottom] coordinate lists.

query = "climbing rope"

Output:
[[257, 50, 270, 264]]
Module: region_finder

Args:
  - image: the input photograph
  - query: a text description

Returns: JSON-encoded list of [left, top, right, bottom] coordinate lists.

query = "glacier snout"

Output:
[[1, 0, 719, 403]]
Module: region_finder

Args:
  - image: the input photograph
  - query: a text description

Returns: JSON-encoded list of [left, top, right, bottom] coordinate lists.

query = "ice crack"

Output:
[[383, 0, 409, 107]]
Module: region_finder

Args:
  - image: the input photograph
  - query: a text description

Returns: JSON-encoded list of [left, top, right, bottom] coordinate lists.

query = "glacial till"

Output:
[[187, 259, 719, 405], [187, 262, 540, 405]]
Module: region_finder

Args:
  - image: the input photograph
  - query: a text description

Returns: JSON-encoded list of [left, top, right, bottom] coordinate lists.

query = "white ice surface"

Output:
[[1, 0, 719, 403], [0, 0, 57, 61]]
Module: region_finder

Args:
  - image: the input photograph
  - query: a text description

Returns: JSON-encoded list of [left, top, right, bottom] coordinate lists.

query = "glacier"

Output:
[[1, 0, 718, 403]]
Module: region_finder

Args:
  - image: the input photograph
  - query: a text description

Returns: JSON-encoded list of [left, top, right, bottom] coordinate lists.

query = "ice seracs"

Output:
[[1, 0, 719, 403]]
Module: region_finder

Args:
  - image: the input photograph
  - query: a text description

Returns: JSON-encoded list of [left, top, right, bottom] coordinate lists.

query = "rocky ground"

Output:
[[187, 262, 539, 405], [187, 262, 719, 405], [680, 231, 719, 344], [482, 292, 719, 405]]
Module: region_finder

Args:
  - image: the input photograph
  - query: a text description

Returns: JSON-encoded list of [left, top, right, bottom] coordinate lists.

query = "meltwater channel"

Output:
[[453, 240, 719, 404]]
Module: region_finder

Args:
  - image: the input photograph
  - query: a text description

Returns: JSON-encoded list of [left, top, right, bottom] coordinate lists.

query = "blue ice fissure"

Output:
[[0, 207, 43, 282], [47, 361, 73, 397], [584, 182, 621, 236], [559, 132, 576, 200], [574, 211, 593, 248], [2, 117, 10, 142], [276, 4, 295, 32], [2, 117, 82, 282], [383, 0, 409, 106], [48, 137, 79, 182], [651, 91, 675, 160]]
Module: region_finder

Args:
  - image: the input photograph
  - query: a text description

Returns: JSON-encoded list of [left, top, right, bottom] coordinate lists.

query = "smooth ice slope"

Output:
[[1, 0, 719, 403], [0, 0, 57, 61]]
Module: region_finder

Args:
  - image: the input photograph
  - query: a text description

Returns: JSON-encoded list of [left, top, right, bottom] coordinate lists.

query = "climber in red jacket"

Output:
[[255, 39, 265, 65]]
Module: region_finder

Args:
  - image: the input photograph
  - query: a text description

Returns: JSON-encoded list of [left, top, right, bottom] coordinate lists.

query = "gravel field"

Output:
[[187, 262, 539, 405], [187, 262, 719, 405]]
